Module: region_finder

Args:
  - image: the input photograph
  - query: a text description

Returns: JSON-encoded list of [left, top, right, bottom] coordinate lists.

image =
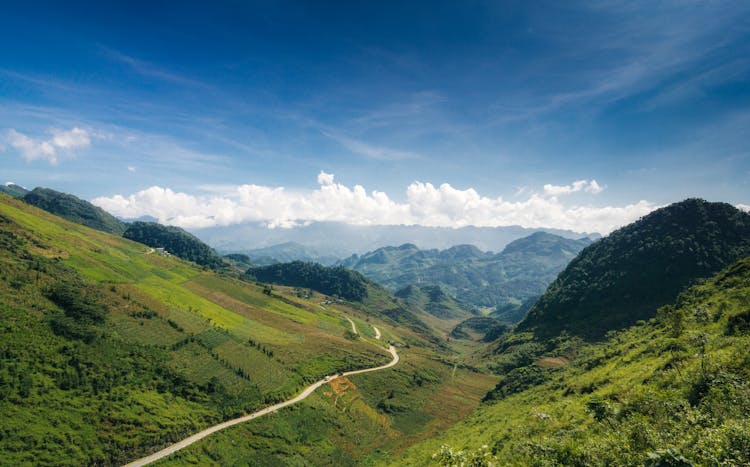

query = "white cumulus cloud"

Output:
[[91, 174, 656, 234], [543, 179, 604, 196], [2, 127, 91, 164]]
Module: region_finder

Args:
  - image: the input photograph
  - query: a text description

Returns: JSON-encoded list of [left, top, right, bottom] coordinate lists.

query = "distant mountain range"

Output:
[[339, 232, 592, 321], [192, 221, 598, 258], [238, 241, 341, 266]]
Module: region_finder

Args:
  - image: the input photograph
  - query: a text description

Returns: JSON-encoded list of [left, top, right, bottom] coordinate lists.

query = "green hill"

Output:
[[248, 261, 369, 302], [123, 221, 227, 270], [22, 187, 127, 235], [519, 199, 750, 340], [395, 284, 475, 320], [0, 182, 29, 198], [339, 233, 590, 320], [395, 254, 750, 466]]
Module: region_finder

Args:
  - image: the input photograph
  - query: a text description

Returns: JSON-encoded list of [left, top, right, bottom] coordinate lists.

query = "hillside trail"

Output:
[[345, 315, 358, 334], [123, 319, 395, 467]]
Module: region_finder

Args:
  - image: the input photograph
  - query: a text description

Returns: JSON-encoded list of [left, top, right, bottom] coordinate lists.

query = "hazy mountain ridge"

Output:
[[193, 221, 597, 258], [339, 232, 591, 320], [0, 183, 29, 198], [236, 241, 341, 266]]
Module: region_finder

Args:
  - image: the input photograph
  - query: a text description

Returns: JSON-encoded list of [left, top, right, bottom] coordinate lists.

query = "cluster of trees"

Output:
[[248, 261, 369, 302]]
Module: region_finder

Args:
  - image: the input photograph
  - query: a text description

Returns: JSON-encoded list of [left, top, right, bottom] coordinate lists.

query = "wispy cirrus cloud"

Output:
[[322, 131, 420, 160], [99, 47, 211, 89], [92, 172, 652, 233], [2, 127, 91, 164]]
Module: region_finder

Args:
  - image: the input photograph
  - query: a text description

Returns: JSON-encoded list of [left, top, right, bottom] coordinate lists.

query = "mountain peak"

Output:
[[518, 199, 750, 340]]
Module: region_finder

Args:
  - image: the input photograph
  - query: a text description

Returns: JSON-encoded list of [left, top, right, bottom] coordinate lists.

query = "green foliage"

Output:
[[248, 261, 369, 301], [395, 255, 750, 467], [45, 279, 108, 342], [520, 199, 750, 340], [22, 187, 127, 235], [340, 233, 591, 320], [432, 444, 499, 466], [123, 221, 227, 269], [483, 365, 551, 402]]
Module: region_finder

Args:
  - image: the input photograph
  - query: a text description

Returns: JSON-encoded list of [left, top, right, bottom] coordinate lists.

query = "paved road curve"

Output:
[[123, 325, 396, 466]]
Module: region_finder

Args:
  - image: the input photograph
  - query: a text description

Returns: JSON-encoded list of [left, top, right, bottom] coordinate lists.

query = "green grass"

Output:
[[0, 195, 444, 464]]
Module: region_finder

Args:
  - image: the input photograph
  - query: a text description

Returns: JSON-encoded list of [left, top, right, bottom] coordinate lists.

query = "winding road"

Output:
[[123, 324, 395, 467]]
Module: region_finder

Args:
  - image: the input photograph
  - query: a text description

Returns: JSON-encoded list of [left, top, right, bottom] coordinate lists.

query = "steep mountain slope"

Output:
[[395, 255, 750, 466], [340, 233, 591, 318], [519, 199, 750, 340], [123, 221, 227, 270], [22, 187, 128, 235]]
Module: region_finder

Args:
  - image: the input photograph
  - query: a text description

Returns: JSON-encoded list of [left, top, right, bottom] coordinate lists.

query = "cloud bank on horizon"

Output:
[[92, 171, 655, 234]]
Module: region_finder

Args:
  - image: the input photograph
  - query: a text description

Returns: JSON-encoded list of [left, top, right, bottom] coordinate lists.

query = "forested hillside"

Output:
[[23, 187, 127, 235], [397, 255, 750, 466], [519, 199, 750, 340], [123, 221, 227, 270], [248, 261, 369, 301]]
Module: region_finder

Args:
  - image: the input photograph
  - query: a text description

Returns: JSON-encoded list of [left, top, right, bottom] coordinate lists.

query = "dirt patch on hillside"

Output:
[[536, 356, 570, 368]]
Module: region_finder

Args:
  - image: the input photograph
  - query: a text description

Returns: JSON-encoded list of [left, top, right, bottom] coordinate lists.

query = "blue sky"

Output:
[[1, 0, 749, 233]]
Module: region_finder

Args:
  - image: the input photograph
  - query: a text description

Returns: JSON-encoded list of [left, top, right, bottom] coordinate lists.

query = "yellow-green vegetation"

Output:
[[394, 256, 750, 466], [0, 194, 397, 465]]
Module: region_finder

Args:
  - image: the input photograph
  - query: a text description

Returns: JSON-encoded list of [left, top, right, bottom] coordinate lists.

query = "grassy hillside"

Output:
[[340, 233, 590, 319], [0, 194, 396, 465], [395, 255, 750, 466], [0, 193, 495, 465], [23, 187, 128, 235], [519, 199, 750, 340]]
